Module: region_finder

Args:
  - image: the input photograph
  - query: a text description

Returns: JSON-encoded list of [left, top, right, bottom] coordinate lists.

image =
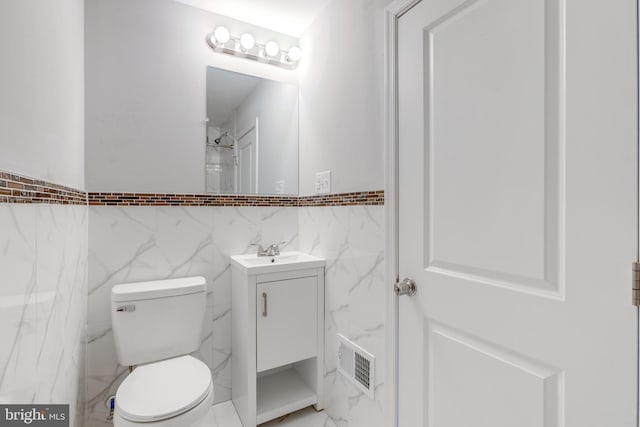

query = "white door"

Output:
[[396, 0, 638, 426], [238, 125, 257, 194]]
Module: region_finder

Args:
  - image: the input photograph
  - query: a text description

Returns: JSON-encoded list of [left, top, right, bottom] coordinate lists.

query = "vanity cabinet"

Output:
[[257, 276, 318, 372], [231, 253, 325, 427]]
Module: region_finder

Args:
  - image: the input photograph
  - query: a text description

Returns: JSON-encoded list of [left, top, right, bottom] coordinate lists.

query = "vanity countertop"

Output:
[[230, 251, 325, 275]]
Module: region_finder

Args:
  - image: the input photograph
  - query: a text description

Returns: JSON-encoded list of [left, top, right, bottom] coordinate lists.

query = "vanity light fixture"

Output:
[[240, 33, 256, 51], [264, 41, 280, 58], [212, 26, 230, 45], [286, 46, 302, 62], [207, 26, 302, 70]]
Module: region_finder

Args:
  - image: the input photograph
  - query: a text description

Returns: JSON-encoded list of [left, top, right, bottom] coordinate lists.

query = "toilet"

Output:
[[110, 276, 213, 427]]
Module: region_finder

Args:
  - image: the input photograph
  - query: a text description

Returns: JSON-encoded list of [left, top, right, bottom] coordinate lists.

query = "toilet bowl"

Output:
[[110, 277, 212, 427], [114, 355, 213, 427]]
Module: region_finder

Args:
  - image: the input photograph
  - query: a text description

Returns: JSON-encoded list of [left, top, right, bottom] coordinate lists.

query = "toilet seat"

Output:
[[115, 355, 212, 423]]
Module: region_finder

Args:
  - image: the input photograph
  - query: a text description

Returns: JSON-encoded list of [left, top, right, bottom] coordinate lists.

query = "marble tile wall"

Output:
[[86, 206, 299, 426], [299, 206, 386, 427], [85, 204, 386, 427], [0, 204, 88, 426]]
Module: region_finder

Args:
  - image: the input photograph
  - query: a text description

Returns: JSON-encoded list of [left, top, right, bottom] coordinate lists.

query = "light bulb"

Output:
[[265, 41, 280, 58], [213, 26, 230, 45], [240, 33, 255, 51], [286, 46, 302, 62]]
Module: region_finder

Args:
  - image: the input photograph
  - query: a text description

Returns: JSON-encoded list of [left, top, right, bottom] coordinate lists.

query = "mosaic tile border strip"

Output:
[[297, 190, 385, 206], [88, 193, 300, 206], [88, 190, 384, 206], [0, 171, 87, 205], [0, 170, 384, 207]]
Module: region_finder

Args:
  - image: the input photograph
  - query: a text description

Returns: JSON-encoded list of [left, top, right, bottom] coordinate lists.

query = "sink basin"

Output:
[[231, 251, 325, 275]]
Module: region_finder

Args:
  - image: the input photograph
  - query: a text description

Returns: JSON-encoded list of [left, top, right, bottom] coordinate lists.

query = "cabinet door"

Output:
[[257, 276, 317, 372]]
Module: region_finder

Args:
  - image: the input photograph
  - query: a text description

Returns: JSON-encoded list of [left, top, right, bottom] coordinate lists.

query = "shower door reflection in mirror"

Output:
[[206, 67, 299, 195]]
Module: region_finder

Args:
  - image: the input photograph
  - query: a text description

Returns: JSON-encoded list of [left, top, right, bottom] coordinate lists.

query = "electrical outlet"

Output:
[[315, 171, 331, 194], [275, 180, 285, 194]]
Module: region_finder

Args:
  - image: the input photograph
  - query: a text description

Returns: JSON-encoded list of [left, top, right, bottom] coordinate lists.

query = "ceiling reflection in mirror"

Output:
[[206, 67, 299, 195]]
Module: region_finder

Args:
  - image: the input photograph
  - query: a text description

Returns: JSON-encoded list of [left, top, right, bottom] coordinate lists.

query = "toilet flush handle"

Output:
[[116, 304, 136, 312]]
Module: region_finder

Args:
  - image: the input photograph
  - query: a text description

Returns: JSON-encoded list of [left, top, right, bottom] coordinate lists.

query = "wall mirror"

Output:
[[206, 66, 299, 195]]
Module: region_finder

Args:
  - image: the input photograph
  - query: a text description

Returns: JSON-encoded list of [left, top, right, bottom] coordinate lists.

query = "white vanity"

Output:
[[231, 251, 325, 426]]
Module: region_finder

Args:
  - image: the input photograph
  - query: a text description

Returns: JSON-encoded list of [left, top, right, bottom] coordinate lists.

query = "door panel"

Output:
[[425, 0, 561, 296], [239, 127, 256, 194], [428, 322, 562, 427], [397, 0, 637, 426]]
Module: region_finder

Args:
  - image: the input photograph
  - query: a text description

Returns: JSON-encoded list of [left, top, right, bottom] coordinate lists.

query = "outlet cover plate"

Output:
[[315, 171, 331, 194]]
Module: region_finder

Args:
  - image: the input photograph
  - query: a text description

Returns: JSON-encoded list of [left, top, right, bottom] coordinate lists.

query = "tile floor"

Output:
[[206, 401, 337, 427]]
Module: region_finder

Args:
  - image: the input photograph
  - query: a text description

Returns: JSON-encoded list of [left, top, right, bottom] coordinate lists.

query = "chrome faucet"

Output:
[[253, 241, 286, 257]]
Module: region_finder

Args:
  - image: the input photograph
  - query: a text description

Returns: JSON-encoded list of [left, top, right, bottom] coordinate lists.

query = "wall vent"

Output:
[[337, 333, 375, 399]]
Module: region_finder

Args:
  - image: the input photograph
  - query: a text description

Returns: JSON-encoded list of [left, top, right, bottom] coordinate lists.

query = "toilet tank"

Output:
[[111, 276, 207, 366]]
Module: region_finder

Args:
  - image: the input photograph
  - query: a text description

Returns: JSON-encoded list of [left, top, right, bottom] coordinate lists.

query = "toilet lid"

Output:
[[116, 355, 212, 422]]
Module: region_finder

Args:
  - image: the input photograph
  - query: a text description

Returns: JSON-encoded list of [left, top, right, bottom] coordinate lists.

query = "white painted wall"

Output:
[[235, 79, 299, 194], [85, 0, 299, 193], [173, 0, 332, 37], [0, 0, 85, 189], [298, 0, 392, 195]]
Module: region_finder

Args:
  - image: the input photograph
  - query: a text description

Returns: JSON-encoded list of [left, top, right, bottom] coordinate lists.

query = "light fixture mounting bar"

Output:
[[207, 31, 300, 71]]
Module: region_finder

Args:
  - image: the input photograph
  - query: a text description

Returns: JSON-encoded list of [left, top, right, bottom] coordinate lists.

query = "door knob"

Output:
[[394, 278, 417, 296]]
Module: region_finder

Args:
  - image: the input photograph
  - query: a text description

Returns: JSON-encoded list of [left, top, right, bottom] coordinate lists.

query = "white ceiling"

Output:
[[173, 0, 331, 37]]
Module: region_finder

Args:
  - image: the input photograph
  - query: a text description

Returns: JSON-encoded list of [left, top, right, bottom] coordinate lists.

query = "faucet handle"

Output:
[[272, 241, 287, 255], [250, 243, 267, 256]]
